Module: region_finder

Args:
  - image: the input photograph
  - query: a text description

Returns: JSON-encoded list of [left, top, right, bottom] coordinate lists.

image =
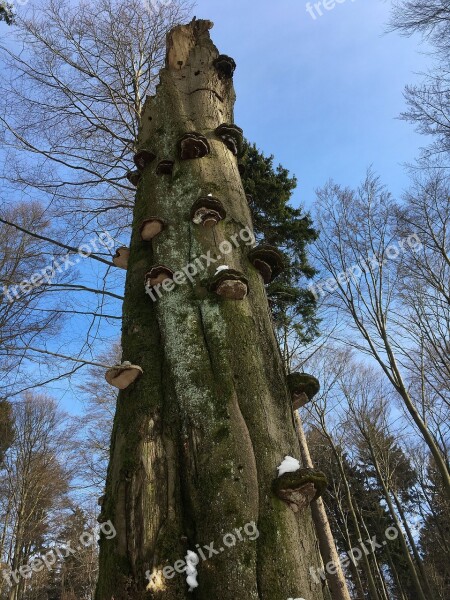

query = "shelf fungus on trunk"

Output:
[[273, 465, 328, 514], [156, 160, 175, 175], [213, 54, 236, 79], [286, 372, 320, 410], [179, 132, 210, 160], [191, 196, 226, 228], [215, 123, 244, 157], [126, 170, 141, 187], [248, 245, 286, 284], [134, 149, 156, 171], [209, 267, 249, 300], [145, 266, 175, 291], [105, 361, 143, 390], [112, 247, 130, 270], [139, 217, 166, 241]]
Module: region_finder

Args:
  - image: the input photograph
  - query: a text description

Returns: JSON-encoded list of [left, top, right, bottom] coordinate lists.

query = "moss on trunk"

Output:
[[96, 19, 326, 600]]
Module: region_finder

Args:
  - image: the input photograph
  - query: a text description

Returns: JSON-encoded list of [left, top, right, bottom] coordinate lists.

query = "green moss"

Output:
[[286, 372, 320, 400], [272, 468, 328, 501]]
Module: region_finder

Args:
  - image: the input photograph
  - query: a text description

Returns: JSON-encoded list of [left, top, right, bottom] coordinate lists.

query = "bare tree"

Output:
[[0, 0, 192, 397], [389, 1, 450, 161], [0, 394, 75, 600], [313, 170, 450, 496]]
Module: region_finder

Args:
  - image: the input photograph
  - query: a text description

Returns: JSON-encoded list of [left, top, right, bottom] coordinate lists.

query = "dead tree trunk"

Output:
[[96, 19, 326, 600]]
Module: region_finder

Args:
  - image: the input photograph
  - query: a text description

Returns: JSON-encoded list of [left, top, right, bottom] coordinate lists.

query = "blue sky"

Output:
[[193, 0, 431, 209], [1, 0, 432, 412]]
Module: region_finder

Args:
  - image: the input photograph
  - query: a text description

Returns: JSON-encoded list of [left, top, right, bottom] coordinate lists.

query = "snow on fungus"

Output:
[[185, 550, 199, 592], [209, 268, 249, 300], [105, 362, 143, 390], [277, 456, 301, 477], [191, 196, 226, 228], [273, 467, 328, 513], [112, 247, 130, 270], [215, 265, 230, 275]]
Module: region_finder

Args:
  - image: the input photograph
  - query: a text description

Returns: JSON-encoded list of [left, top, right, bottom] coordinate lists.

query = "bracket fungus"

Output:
[[156, 160, 174, 175], [209, 267, 249, 300], [145, 265, 174, 289], [139, 218, 166, 241], [105, 361, 143, 390], [179, 133, 210, 160], [133, 149, 156, 171], [273, 466, 328, 513], [126, 170, 141, 187], [248, 245, 285, 284], [286, 372, 320, 410], [215, 123, 244, 157], [190, 196, 226, 228], [113, 247, 130, 270], [213, 54, 236, 79]]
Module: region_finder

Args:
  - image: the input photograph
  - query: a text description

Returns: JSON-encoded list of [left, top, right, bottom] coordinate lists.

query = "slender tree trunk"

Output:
[[295, 412, 351, 600], [355, 507, 389, 600], [390, 486, 433, 596], [96, 19, 326, 600], [368, 451, 427, 600], [323, 432, 381, 600], [384, 542, 408, 600]]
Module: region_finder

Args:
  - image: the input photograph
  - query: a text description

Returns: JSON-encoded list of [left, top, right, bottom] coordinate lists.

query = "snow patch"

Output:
[[215, 265, 229, 275], [277, 456, 300, 477], [185, 550, 199, 592]]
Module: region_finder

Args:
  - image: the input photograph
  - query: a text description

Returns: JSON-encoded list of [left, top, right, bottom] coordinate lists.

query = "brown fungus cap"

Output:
[[248, 245, 286, 283], [105, 362, 143, 390], [213, 54, 236, 79], [139, 218, 166, 241], [273, 468, 328, 513], [209, 268, 249, 300], [179, 132, 210, 160], [215, 123, 244, 157], [133, 149, 156, 171]]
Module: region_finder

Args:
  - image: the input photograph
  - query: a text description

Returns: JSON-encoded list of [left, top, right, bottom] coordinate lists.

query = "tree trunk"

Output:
[[294, 412, 351, 600], [96, 19, 326, 600], [323, 432, 381, 600], [390, 486, 433, 596], [368, 450, 427, 600]]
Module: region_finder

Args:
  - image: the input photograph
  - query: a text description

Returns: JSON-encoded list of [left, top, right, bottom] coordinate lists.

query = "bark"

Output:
[[96, 19, 325, 600], [294, 412, 351, 600]]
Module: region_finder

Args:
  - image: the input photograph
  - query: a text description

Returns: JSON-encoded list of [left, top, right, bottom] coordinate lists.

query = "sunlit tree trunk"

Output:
[[96, 19, 326, 600]]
